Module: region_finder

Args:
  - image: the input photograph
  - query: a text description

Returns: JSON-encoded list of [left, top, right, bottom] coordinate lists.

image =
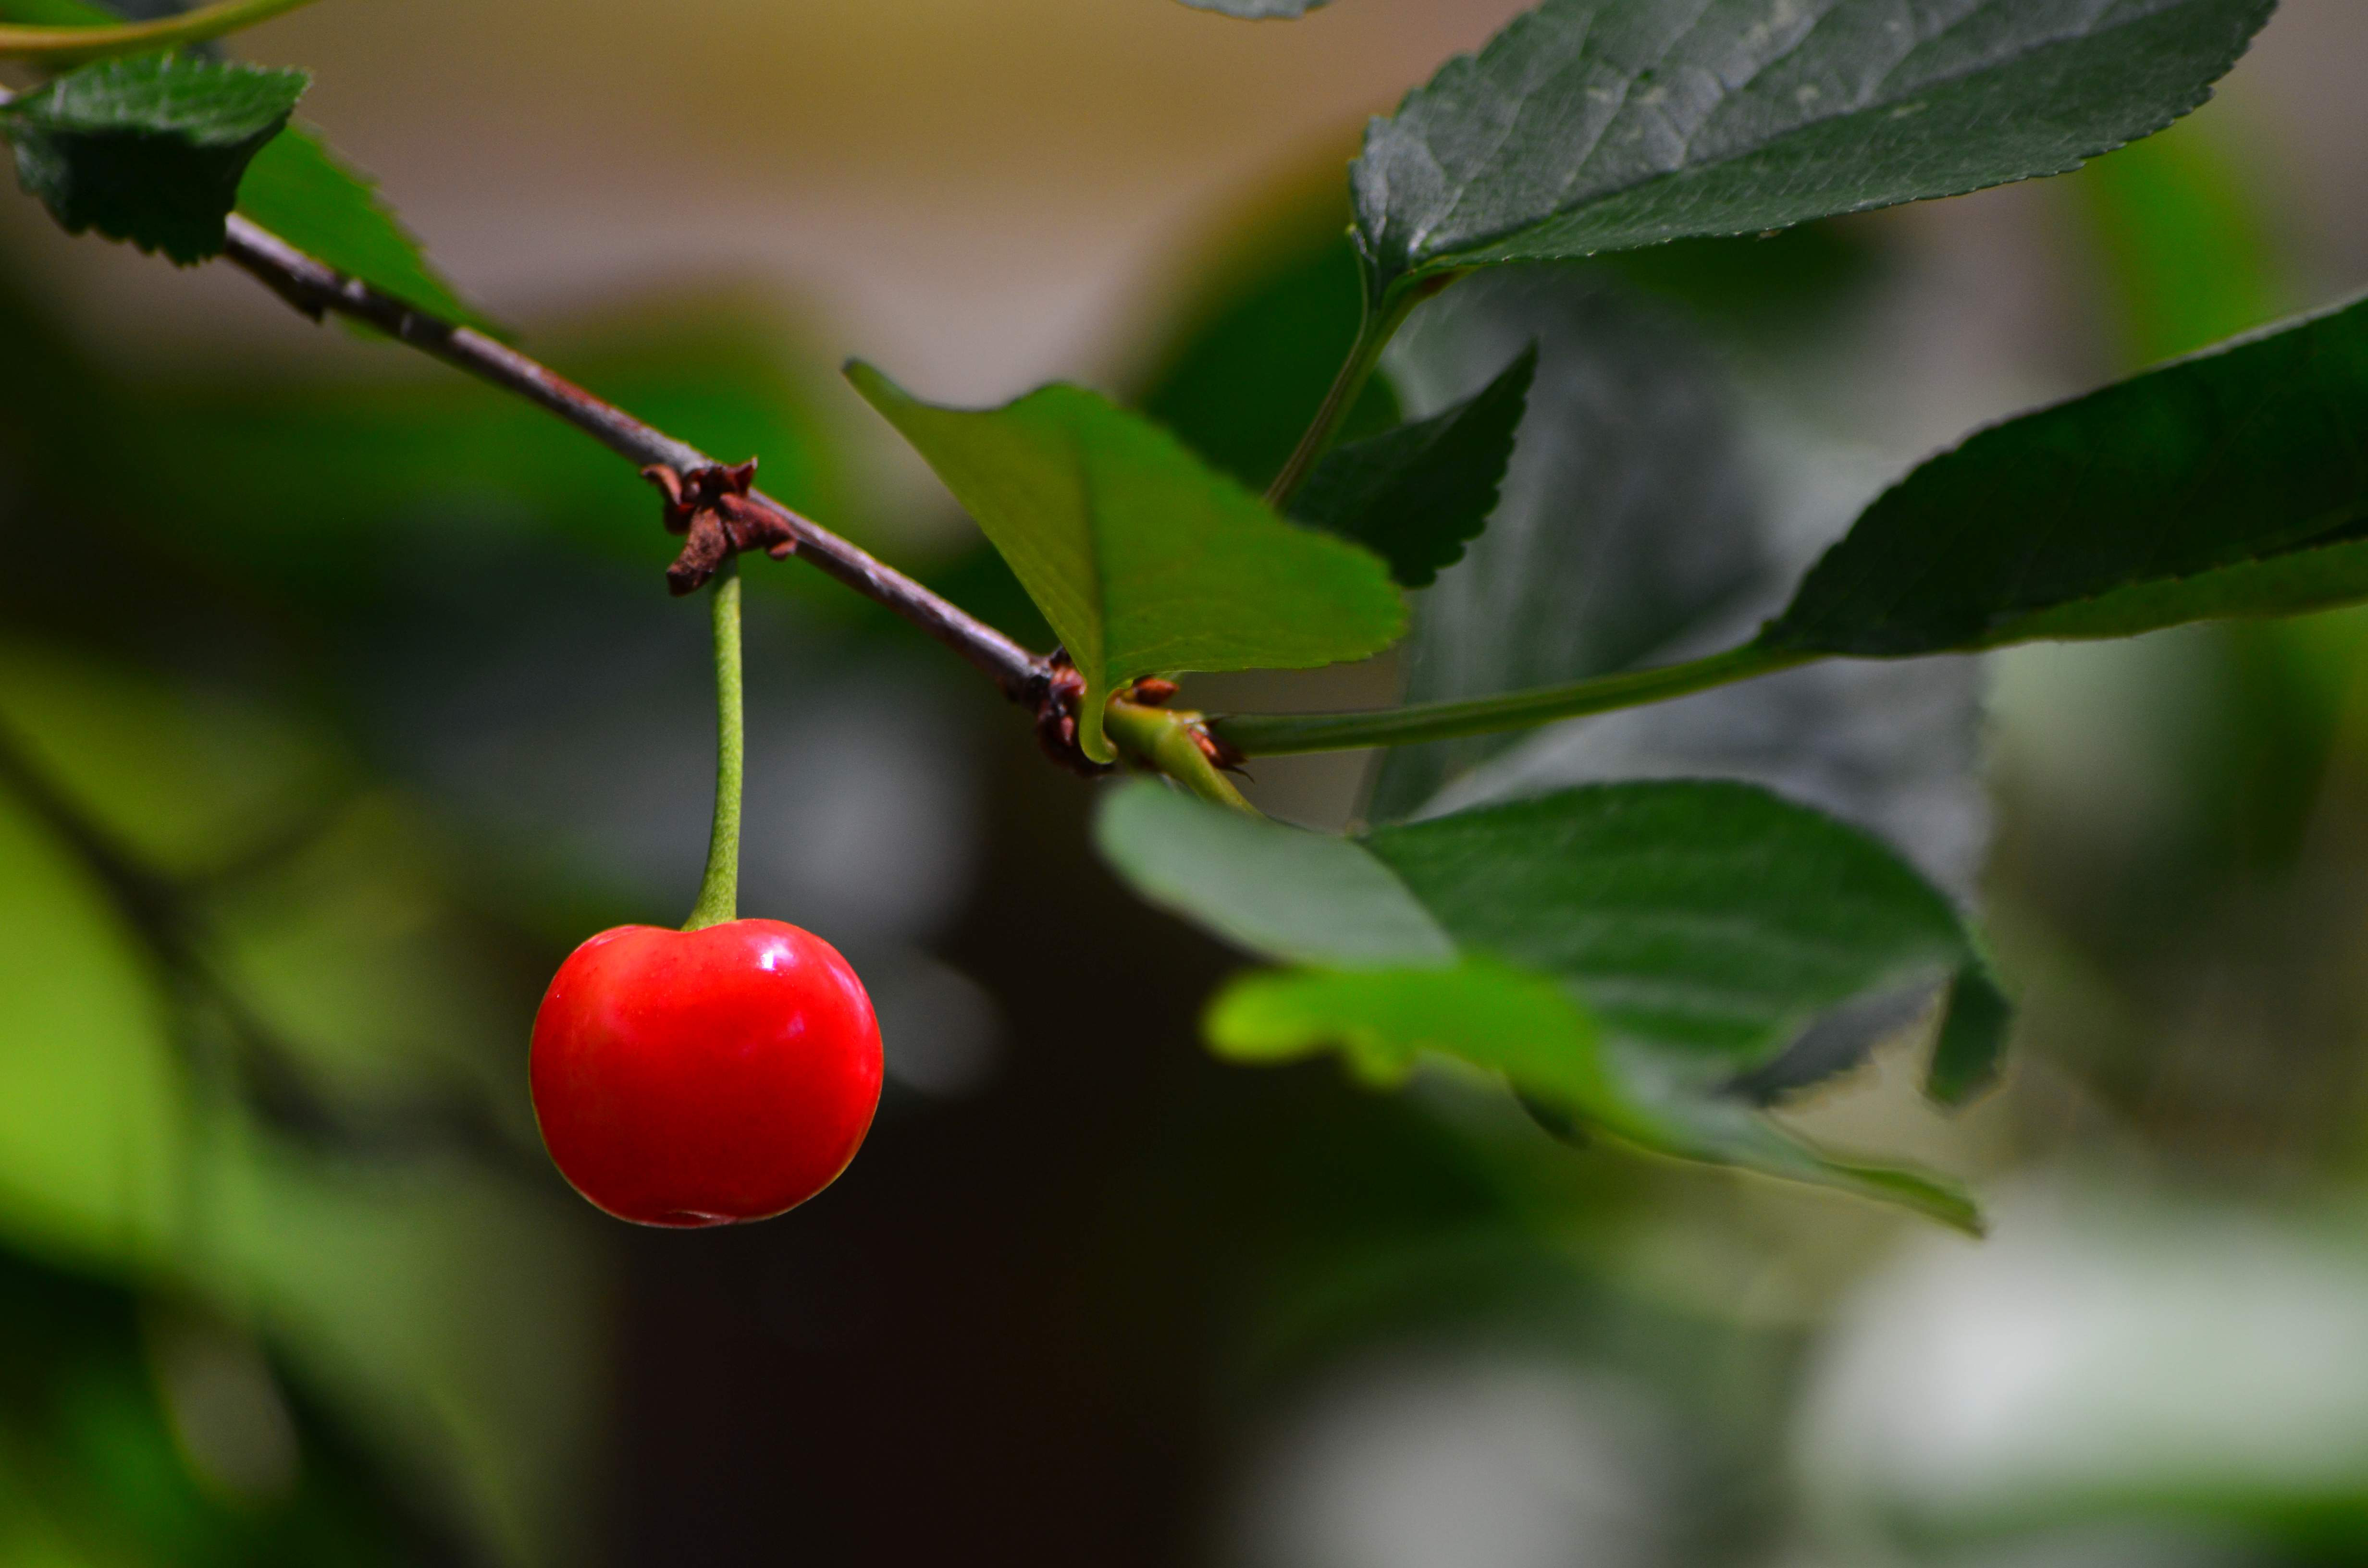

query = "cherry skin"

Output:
[[530, 919, 883, 1226]]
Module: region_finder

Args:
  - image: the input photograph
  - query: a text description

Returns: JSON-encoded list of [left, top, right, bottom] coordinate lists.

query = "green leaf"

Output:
[[1364, 781, 1982, 1074], [236, 122, 490, 330], [3, 51, 305, 263], [1096, 778, 1452, 968], [1352, 0, 2274, 303], [2068, 113, 2286, 368], [1097, 777, 2002, 1224], [1760, 295, 2368, 659], [1208, 960, 1618, 1104], [1927, 964, 2010, 1105], [1205, 961, 1978, 1231], [1293, 343, 1535, 588], [847, 362, 1405, 762]]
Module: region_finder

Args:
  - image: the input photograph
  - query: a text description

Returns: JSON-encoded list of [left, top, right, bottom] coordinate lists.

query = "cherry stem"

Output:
[[684, 559, 744, 931]]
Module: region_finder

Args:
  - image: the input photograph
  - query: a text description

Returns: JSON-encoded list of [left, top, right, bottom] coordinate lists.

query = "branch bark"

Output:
[[221, 215, 1051, 703]]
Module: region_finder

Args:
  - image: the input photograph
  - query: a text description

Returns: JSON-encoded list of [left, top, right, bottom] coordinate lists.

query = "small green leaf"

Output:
[[1353, 0, 2273, 303], [1294, 343, 1535, 587], [1629, 1090, 1982, 1233], [848, 363, 1405, 761], [236, 122, 491, 330], [3, 51, 305, 263], [1208, 960, 1618, 1106], [1096, 779, 1452, 968], [1761, 295, 2368, 658], [1206, 959, 1980, 1232]]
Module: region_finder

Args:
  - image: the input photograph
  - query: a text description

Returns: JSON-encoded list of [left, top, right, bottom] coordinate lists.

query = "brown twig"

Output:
[[220, 214, 1052, 704]]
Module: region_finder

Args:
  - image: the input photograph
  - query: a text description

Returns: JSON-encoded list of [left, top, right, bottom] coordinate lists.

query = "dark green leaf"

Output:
[[1294, 343, 1535, 587], [1927, 963, 2010, 1105], [236, 122, 490, 329], [1097, 777, 2000, 1224], [4, 51, 304, 263], [1365, 780, 1978, 1075], [847, 362, 1406, 762], [1352, 0, 2273, 303], [1761, 295, 2368, 658]]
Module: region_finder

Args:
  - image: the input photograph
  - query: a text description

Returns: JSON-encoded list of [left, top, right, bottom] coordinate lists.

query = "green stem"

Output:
[[1209, 644, 1813, 757], [684, 560, 744, 931], [1104, 699, 1257, 814], [0, 0, 324, 61], [1262, 287, 1423, 511]]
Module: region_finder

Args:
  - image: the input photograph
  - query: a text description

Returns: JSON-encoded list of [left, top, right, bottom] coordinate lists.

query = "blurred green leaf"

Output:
[[3, 52, 306, 263], [1761, 296, 2368, 658], [1353, 0, 2272, 304], [1098, 778, 1994, 1224], [0, 768, 182, 1263], [1294, 343, 1533, 588], [1927, 964, 2010, 1105], [1201, 937, 1978, 1233], [0, 0, 119, 23], [1209, 960, 1616, 1104], [849, 362, 1405, 761], [0, 642, 604, 1567], [236, 122, 490, 330], [0, 640, 342, 879], [0, 1255, 414, 1565], [2068, 112, 2285, 368]]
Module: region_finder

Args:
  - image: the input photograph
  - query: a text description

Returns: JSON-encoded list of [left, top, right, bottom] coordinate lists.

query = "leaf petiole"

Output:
[[1209, 643, 1812, 756], [1104, 697, 1257, 814], [1263, 281, 1430, 511], [0, 0, 323, 61]]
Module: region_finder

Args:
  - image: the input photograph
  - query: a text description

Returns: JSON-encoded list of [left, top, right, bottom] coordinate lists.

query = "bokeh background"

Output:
[[2, 0, 2368, 1563]]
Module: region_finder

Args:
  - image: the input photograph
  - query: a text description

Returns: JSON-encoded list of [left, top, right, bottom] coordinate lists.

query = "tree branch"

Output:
[[220, 215, 1052, 703]]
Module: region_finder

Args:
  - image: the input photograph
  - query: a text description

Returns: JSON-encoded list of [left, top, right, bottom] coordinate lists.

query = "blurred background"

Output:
[[2, 0, 2368, 1563]]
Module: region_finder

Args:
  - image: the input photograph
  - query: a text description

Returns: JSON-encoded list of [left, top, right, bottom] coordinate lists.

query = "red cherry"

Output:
[[529, 919, 883, 1227]]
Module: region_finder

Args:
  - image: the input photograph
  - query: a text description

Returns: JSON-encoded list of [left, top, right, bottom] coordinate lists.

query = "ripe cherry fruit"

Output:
[[531, 919, 883, 1226]]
